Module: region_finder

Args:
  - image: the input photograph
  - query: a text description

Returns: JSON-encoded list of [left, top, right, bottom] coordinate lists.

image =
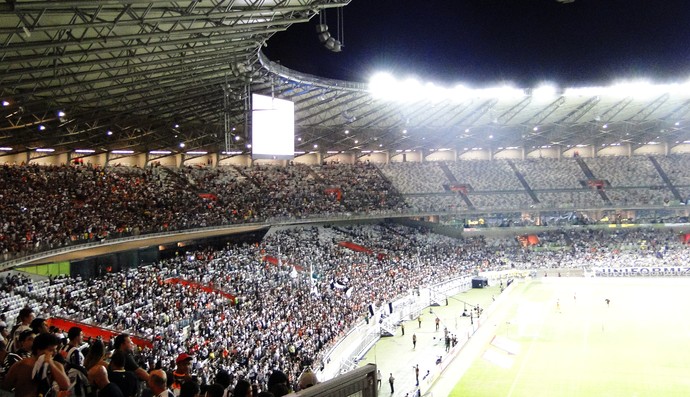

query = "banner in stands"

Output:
[[517, 235, 539, 247], [587, 179, 606, 189], [338, 241, 373, 254], [593, 267, 690, 276], [47, 317, 153, 348], [681, 233, 690, 244]]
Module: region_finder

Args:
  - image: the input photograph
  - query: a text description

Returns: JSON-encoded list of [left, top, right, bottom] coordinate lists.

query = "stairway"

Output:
[[575, 157, 596, 179], [438, 162, 475, 209], [305, 164, 326, 184], [575, 158, 611, 204], [506, 160, 540, 204], [438, 162, 458, 183], [231, 165, 262, 189], [648, 156, 683, 202]]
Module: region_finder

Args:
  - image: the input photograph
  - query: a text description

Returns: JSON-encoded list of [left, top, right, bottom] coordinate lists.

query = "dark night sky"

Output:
[[264, 0, 690, 88]]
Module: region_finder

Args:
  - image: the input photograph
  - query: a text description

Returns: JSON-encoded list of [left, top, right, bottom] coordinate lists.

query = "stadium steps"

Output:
[[154, 166, 197, 192], [230, 165, 262, 188], [437, 162, 459, 184], [436, 162, 475, 209], [304, 164, 326, 184], [648, 156, 684, 202], [506, 160, 540, 204], [575, 157, 612, 204], [371, 164, 407, 203]]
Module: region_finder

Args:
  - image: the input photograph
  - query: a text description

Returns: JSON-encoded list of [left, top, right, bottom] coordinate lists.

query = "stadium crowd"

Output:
[[0, 224, 689, 396], [3, 155, 690, 259], [0, 163, 406, 258]]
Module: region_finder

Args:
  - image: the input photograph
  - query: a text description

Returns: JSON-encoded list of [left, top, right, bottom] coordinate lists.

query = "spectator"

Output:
[[60, 326, 85, 367], [3, 332, 70, 396], [108, 349, 139, 397], [113, 334, 149, 382]]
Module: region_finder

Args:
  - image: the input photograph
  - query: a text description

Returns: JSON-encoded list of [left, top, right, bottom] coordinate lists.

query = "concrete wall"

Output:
[[563, 146, 594, 158], [390, 150, 423, 163], [149, 155, 178, 167], [458, 149, 490, 161], [526, 146, 559, 159], [357, 152, 387, 164], [218, 155, 251, 167], [3, 147, 690, 167], [671, 143, 690, 154], [322, 152, 356, 164], [0, 151, 28, 164], [107, 154, 145, 167], [29, 152, 68, 165], [425, 150, 455, 162], [633, 144, 666, 156], [293, 153, 320, 165], [494, 148, 523, 160], [71, 153, 108, 166], [182, 154, 214, 167], [596, 145, 629, 157]]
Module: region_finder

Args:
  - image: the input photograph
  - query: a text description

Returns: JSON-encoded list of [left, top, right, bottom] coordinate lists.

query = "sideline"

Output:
[[428, 279, 528, 396]]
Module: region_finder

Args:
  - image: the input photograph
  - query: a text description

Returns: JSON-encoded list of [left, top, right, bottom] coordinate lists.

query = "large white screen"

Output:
[[251, 93, 295, 160]]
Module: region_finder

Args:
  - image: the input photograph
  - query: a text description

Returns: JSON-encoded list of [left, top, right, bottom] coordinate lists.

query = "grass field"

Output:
[[450, 277, 690, 397]]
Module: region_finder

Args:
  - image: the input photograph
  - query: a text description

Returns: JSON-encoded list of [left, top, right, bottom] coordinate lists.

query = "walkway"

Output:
[[359, 282, 513, 397]]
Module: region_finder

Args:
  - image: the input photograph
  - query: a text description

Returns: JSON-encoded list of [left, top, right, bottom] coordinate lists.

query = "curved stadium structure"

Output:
[[2, 2, 690, 397]]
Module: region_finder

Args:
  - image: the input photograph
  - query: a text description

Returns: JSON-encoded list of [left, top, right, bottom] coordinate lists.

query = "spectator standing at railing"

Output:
[[60, 326, 85, 367], [112, 334, 150, 383], [108, 350, 139, 397], [8, 307, 33, 353]]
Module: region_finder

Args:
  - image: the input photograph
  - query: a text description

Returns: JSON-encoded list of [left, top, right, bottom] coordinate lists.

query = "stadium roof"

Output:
[[2, 0, 690, 159]]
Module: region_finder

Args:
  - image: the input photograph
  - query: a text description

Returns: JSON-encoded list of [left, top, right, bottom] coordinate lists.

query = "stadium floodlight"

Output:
[[563, 86, 604, 97], [450, 84, 473, 101], [150, 150, 172, 155], [424, 82, 449, 102], [318, 31, 331, 43], [186, 151, 208, 155], [475, 85, 525, 100], [36, 148, 54, 152], [532, 83, 559, 100], [369, 72, 397, 99], [1, 100, 9, 106], [608, 80, 656, 98], [111, 150, 134, 154], [221, 151, 243, 155], [75, 149, 95, 153], [324, 37, 342, 52]]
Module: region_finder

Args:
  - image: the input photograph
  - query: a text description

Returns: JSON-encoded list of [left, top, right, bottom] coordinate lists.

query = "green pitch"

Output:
[[451, 277, 690, 397]]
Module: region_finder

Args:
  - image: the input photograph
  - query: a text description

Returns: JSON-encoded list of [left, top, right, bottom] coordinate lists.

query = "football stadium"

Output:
[[1, 1, 690, 396]]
